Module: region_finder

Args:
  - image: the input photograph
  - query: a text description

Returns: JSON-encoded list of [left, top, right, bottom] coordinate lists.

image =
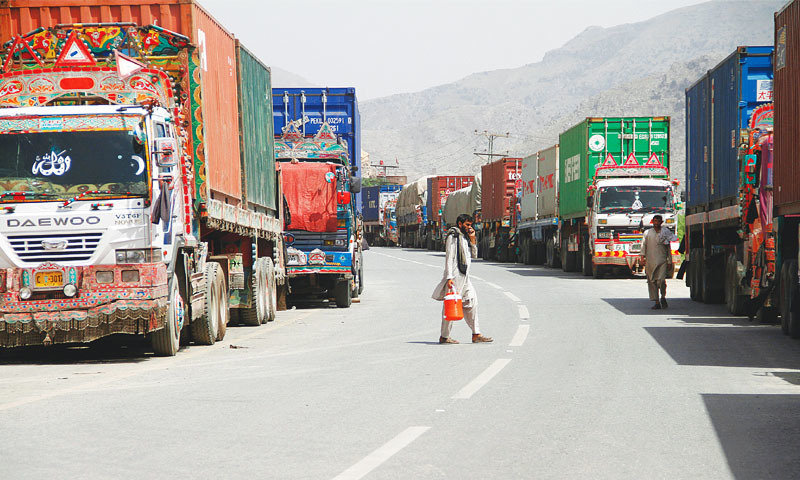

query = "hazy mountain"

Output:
[[361, 0, 781, 185], [271, 66, 317, 88]]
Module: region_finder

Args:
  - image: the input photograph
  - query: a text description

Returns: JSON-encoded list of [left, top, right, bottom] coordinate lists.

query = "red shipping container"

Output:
[[0, 0, 244, 205], [775, 1, 800, 213], [280, 163, 337, 233], [426, 175, 474, 224], [480, 158, 522, 223]]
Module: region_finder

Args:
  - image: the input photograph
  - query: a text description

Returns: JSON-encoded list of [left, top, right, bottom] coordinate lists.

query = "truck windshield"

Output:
[[0, 129, 148, 201], [598, 186, 673, 213]]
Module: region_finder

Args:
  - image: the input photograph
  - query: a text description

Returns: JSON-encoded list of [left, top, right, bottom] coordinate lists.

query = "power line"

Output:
[[474, 130, 511, 164]]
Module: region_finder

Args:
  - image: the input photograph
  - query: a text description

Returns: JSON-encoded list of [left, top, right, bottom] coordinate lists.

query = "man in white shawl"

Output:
[[432, 214, 493, 344], [640, 214, 678, 310]]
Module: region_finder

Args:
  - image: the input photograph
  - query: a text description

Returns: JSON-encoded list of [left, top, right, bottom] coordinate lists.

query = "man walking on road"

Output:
[[432, 214, 493, 344], [640, 214, 677, 310]]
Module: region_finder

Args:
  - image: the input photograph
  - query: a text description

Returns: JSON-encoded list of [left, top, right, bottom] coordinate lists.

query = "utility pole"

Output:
[[474, 130, 511, 164]]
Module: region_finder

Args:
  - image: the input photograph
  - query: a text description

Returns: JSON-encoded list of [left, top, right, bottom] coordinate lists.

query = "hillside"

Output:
[[361, 0, 781, 184]]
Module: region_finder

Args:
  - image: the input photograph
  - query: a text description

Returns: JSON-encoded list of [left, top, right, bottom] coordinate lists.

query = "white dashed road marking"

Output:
[[332, 426, 431, 480], [509, 325, 530, 347], [486, 282, 503, 290], [453, 359, 512, 399], [504, 291, 521, 302], [518, 305, 530, 320]]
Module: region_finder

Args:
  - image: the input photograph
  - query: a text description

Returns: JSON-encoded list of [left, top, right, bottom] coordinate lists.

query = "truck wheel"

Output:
[[266, 258, 277, 322], [546, 239, 556, 268], [688, 249, 701, 301], [581, 238, 592, 277], [192, 262, 224, 344], [561, 239, 569, 272], [240, 258, 266, 326], [150, 273, 183, 356], [334, 278, 352, 308], [357, 261, 365, 295], [724, 253, 746, 316], [702, 254, 724, 304], [592, 262, 606, 279], [780, 261, 796, 335]]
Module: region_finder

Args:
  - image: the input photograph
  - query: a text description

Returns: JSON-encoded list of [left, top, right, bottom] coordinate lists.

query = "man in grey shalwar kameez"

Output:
[[432, 214, 493, 344], [640, 214, 677, 310]]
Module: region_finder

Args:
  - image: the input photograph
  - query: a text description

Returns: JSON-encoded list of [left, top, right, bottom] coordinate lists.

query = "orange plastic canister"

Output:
[[444, 288, 464, 321]]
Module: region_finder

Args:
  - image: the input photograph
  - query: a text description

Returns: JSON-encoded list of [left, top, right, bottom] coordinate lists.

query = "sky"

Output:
[[200, 0, 709, 100]]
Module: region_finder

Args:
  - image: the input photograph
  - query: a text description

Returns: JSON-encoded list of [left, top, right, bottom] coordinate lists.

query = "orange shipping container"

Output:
[[0, 0, 244, 204]]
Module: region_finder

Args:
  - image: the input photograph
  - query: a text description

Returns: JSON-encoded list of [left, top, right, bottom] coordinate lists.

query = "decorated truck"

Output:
[[0, 13, 283, 354], [517, 145, 560, 267], [397, 176, 433, 248], [425, 175, 474, 251], [274, 119, 363, 308], [557, 117, 679, 277], [480, 158, 521, 262], [363, 184, 401, 246], [683, 46, 775, 317]]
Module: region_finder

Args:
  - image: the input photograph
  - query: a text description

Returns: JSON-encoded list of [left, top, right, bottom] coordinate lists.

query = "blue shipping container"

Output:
[[685, 46, 773, 210], [363, 185, 402, 222], [686, 76, 710, 208], [273, 87, 362, 212]]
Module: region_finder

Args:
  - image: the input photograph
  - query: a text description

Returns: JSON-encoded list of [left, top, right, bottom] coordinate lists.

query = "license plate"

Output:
[[35, 271, 63, 288], [630, 243, 642, 252]]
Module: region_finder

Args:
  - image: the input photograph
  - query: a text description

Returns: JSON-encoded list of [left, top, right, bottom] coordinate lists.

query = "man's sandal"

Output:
[[472, 334, 493, 343], [439, 337, 459, 344]]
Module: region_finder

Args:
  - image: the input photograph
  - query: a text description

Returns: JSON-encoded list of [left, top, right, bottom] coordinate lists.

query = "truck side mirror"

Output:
[[350, 177, 362, 194], [587, 196, 594, 208], [155, 138, 178, 167]]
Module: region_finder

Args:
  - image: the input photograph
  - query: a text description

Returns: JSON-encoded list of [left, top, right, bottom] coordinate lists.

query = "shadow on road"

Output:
[[0, 336, 152, 365], [644, 325, 798, 369], [703, 394, 800, 479]]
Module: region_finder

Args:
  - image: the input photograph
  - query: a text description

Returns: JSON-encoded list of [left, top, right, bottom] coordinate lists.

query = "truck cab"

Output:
[[589, 177, 679, 275]]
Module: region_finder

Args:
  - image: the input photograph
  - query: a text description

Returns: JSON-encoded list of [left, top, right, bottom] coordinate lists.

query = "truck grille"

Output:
[[6, 232, 102, 263]]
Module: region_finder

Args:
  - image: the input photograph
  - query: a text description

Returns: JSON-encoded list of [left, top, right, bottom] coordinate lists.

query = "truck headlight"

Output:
[[19, 287, 32, 300], [63, 284, 78, 297], [116, 249, 150, 264], [665, 218, 675, 224], [334, 239, 346, 246]]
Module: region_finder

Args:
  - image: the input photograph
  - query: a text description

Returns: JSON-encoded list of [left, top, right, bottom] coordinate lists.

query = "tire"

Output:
[[240, 258, 267, 326], [266, 258, 277, 322], [780, 260, 800, 338], [725, 253, 746, 316], [357, 261, 364, 296], [562, 239, 577, 272], [592, 262, 606, 279], [150, 273, 183, 356], [701, 253, 724, 304], [546, 238, 556, 268], [581, 237, 592, 277], [689, 249, 702, 301], [334, 278, 352, 308], [780, 260, 796, 335], [192, 262, 224, 344]]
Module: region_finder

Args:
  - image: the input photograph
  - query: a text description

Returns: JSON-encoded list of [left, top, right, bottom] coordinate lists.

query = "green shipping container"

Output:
[[558, 116, 670, 220], [236, 42, 277, 212]]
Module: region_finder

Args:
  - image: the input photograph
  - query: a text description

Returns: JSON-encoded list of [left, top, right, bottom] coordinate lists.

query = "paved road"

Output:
[[3, 247, 800, 479]]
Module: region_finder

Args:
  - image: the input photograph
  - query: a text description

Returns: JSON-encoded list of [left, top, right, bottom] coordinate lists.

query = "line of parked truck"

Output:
[[0, 0, 365, 356], [390, 115, 680, 279], [382, 0, 800, 343]]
